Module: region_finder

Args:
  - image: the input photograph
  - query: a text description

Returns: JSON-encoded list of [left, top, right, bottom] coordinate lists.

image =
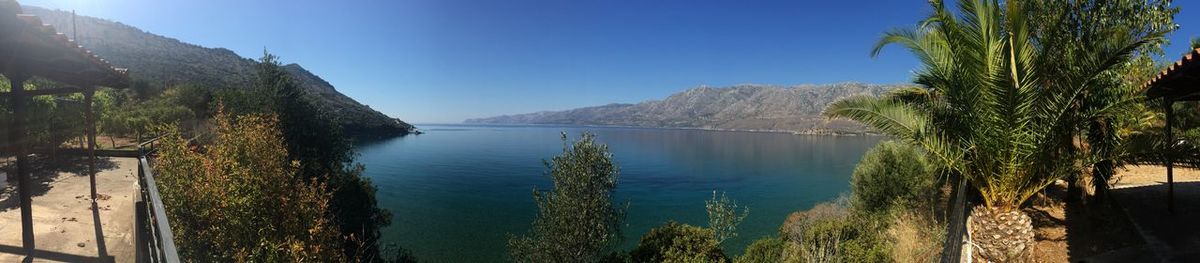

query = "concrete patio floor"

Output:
[[0, 156, 138, 262], [1110, 165, 1200, 262]]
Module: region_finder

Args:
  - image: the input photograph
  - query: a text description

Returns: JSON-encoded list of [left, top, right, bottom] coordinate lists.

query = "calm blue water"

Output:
[[355, 124, 881, 262]]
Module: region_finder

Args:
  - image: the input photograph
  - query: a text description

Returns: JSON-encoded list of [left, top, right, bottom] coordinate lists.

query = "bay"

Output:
[[355, 124, 882, 262]]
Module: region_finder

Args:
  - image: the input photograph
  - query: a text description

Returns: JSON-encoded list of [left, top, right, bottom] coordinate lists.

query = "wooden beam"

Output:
[[28, 147, 141, 158], [1165, 98, 1175, 214], [7, 73, 35, 257], [0, 86, 84, 98], [84, 87, 97, 201]]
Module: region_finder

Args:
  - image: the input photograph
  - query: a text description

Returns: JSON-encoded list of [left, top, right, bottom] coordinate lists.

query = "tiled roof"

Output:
[[0, 0, 129, 88], [1144, 48, 1200, 101]]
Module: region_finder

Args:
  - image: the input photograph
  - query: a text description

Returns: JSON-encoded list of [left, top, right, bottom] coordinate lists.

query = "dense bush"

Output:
[[154, 111, 344, 261], [630, 221, 728, 263], [508, 132, 626, 262], [734, 237, 784, 263], [849, 141, 936, 214], [779, 200, 889, 262]]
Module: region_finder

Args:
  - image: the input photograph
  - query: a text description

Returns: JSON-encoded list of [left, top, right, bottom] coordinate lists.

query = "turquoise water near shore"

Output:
[[355, 124, 882, 262]]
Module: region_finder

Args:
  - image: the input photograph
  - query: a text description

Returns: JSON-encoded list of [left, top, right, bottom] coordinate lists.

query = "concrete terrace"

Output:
[[0, 157, 138, 262], [1110, 165, 1200, 261]]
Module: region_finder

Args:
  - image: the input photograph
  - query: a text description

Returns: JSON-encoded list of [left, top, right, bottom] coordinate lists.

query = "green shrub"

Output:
[[155, 111, 344, 261], [849, 141, 936, 214], [734, 237, 784, 263], [801, 213, 889, 262], [508, 132, 625, 262], [630, 221, 728, 263], [779, 201, 889, 263]]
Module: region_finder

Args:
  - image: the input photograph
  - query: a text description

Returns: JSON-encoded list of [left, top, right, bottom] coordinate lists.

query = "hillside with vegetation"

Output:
[[22, 6, 415, 138], [465, 83, 905, 134]]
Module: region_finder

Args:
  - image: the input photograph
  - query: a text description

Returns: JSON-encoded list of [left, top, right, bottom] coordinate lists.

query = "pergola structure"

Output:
[[1, 0, 130, 259], [1143, 47, 1200, 214]]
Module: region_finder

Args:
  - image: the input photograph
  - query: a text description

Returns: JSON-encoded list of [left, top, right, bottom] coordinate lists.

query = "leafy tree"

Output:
[[849, 141, 935, 214], [154, 110, 345, 262], [168, 84, 213, 118], [706, 191, 748, 245], [508, 132, 625, 262], [825, 0, 1173, 261], [629, 221, 728, 263], [1023, 0, 1178, 201]]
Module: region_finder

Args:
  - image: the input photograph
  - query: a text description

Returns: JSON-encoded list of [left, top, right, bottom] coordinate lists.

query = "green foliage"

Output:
[[170, 84, 214, 117], [630, 221, 729, 263], [155, 111, 345, 262], [381, 244, 419, 263], [1117, 101, 1200, 169], [734, 238, 784, 263], [706, 191, 749, 244], [130, 79, 162, 101], [508, 132, 626, 262], [806, 215, 889, 263], [849, 141, 936, 214]]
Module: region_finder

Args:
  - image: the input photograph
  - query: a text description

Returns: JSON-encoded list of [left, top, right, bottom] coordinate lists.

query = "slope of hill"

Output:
[[22, 6, 414, 138], [465, 83, 905, 134]]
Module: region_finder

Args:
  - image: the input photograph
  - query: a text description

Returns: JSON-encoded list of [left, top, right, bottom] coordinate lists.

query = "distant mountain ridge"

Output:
[[22, 6, 414, 137], [465, 83, 906, 134]]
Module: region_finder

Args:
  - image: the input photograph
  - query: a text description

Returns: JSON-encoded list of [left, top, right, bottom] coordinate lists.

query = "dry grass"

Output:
[[888, 209, 945, 263]]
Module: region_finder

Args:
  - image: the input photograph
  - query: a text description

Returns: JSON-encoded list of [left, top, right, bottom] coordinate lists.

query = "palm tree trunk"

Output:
[[1092, 160, 1113, 202], [969, 206, 1034, 262]]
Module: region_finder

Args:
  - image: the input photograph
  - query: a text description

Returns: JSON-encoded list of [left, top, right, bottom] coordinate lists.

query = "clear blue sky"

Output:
[[21, 0, 1200, 123]]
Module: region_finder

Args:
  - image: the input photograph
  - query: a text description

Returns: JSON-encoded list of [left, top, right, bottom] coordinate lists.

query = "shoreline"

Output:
[[412, 123, 886, 137]]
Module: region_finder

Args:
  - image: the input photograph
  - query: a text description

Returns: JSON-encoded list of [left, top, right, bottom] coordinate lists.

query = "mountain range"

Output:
[[22, 6, 415, 137], [465, 83, 905, 134]]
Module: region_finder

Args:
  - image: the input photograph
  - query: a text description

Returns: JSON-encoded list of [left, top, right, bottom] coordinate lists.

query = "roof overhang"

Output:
[[0, 0, 129, 88], [1144, 48, 1200, 102]]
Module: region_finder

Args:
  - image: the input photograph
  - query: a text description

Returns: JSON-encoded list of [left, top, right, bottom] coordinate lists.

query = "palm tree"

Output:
[[824, 0, 1164, 261]]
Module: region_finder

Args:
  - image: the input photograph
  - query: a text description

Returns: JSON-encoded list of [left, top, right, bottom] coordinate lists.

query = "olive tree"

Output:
[[508, 132, 626, 262]]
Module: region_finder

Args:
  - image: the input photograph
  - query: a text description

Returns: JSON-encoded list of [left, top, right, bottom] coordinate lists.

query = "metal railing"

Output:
[[133, 137, 180, 263]]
